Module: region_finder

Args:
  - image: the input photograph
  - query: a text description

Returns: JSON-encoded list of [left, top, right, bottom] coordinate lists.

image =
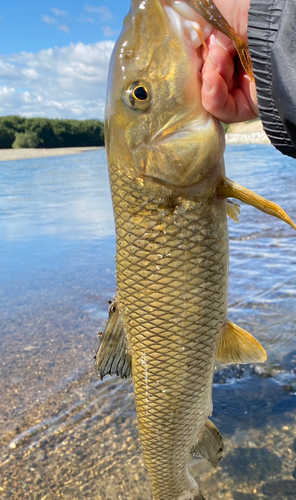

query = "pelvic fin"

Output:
[[95, 299, 132, 380], [217, 320, 267, 365], [217, 177, 296, 230]]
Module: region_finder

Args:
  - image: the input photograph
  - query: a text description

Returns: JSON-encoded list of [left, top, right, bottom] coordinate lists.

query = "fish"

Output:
[[95, 0, 296, 498]]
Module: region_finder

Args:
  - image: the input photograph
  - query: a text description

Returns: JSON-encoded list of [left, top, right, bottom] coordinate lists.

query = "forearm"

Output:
[[248, 0, 296, 158]]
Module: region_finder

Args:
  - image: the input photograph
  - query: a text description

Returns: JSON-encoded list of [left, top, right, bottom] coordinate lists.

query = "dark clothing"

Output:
[[248, 0, 296, 158]]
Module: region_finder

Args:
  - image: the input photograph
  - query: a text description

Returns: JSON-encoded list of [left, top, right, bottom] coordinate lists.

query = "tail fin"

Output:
[[178, 474, 206, 500]]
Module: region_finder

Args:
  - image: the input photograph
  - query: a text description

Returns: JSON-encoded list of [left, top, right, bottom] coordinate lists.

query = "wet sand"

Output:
[[0, 146, 102, 162]]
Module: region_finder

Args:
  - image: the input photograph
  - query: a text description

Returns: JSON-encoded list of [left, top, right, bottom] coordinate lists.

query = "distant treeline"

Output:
[[0, 116, 104, 149]]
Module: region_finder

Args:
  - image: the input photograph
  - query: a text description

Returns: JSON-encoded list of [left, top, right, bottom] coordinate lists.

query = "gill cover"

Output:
[[105, 0, 224, 188]]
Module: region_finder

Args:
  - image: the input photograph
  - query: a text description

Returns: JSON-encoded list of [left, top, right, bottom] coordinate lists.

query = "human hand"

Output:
[[201, 0, 259, 123]]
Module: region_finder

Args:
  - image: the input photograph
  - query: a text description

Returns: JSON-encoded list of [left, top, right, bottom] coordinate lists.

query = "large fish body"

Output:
[[96, 0, 295, 498], [104, 1, 225, 498]]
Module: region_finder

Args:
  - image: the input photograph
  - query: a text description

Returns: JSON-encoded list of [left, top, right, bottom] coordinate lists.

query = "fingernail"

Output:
[[209, 51, 218, 68], [202, 76, 212, 92]]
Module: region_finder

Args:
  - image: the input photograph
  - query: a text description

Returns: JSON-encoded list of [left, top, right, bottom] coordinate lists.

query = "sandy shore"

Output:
[[226, 119, 270, 144], [0, 146, 102, 162], [226, 130, 270, 144]]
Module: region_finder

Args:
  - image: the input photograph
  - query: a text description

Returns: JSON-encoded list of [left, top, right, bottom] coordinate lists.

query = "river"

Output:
[[0, 145, 295, 499]]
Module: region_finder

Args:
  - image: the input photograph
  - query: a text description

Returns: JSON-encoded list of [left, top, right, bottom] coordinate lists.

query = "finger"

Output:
[[207, 31, 237, 58], [240, 72, 259, 115], [201, 70, 259, 123], [202, 45, 235, 92]]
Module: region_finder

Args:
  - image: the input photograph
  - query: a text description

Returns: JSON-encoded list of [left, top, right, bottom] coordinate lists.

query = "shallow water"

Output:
[[0, 146, 295, 499]]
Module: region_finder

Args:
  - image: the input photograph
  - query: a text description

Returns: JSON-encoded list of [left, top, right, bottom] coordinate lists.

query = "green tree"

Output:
[[0, 123, 15, 148], [12, 132, 40, 149], [0, 116, 105, 149]]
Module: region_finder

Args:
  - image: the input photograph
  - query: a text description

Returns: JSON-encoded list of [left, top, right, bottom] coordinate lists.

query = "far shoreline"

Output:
[[226, 131, 270, 145], [0, 146, 103, 162], [0, 128, 270, 163]]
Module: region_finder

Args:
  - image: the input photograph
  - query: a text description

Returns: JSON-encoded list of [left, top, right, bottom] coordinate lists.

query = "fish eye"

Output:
[[125, 81, 151, 111], [133, 86, 148, 100]]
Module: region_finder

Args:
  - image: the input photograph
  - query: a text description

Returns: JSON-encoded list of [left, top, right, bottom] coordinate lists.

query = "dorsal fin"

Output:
[[94, 299, 132, 380], [217, 320, 267, 365]]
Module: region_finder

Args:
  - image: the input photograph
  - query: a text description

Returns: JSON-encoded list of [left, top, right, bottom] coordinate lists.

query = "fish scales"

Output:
[[95, 0, 296, 497], [109, 161, 228, 498]]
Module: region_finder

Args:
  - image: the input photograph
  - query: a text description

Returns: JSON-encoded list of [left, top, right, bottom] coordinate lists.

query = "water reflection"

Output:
[[0, 146, 295, 499], [0, 150, 114, 240]]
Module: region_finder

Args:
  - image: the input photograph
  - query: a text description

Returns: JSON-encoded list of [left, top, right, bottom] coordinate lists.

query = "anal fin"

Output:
[[94, 299, 132, 380], [217, 177, 296, 230], [217, 320, 267, 365], [191, 419, 224, 468]]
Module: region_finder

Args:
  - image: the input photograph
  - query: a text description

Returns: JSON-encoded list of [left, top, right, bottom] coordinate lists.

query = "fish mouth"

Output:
[[149, 107, 200, 144], [161, 0, 215, 54]]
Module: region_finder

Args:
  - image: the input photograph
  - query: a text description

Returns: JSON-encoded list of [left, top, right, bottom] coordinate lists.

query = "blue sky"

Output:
[[0, 1, 131, 119]]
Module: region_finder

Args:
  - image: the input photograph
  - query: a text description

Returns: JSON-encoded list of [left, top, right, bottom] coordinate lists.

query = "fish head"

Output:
[[105, 0, 225, 189]]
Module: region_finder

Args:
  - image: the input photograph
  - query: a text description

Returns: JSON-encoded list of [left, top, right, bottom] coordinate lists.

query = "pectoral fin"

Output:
[[191, 419, 224, 467], [217, 320, 267, 365], [227, 200, 240, 223], [94, 299, 132, 380], [217, 177, 296, 230]]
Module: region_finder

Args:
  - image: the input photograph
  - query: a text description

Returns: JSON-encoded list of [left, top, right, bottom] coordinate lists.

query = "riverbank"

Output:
[[226, 131, 270, 144], [226, 119, 270, 145], [0, 146, 102, 162]]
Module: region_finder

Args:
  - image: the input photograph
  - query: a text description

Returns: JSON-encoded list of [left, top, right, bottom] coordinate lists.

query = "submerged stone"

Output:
[[261, 480, 296, 498], [214, 364, 246, 384], [222, 447, 282, 484], [233, 493, 257, 500]]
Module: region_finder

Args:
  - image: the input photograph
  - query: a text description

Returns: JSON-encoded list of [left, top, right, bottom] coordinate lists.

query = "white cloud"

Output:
[[78, 14, 95, 24], [22, 68, 39, 79], [0, 41, 114, 120], [84, 5, 113, 21], [0, 60, 16, 78], [42, 14, 70, 33], [42, 15, 57, 25], [102, 26, 119, 37], [51, 7, 68, 16], [58, 24, 70, 33]]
